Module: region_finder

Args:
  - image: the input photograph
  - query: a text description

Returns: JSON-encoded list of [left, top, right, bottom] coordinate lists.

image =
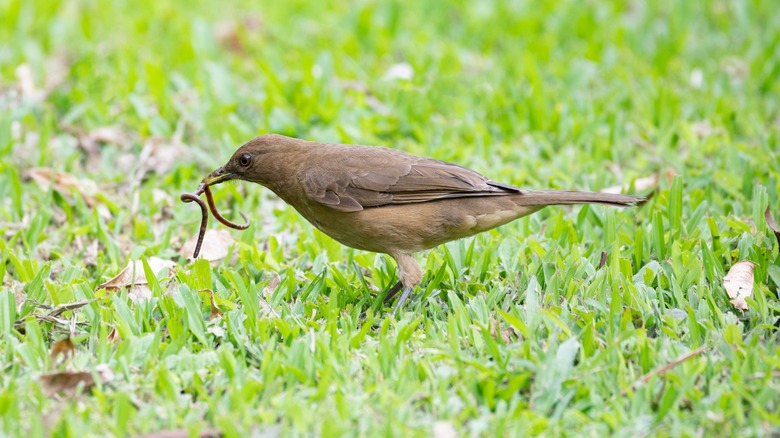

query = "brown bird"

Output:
[[200, 134, 644, 315]]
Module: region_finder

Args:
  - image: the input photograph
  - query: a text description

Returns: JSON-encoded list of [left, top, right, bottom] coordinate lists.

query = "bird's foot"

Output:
[[390, 286, 414, 317]]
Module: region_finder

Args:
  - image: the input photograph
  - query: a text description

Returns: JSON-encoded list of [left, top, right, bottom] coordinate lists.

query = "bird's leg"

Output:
[[387, 252, 422, 317], [391, 286, 415, 317], [383, 281, 404, 304]]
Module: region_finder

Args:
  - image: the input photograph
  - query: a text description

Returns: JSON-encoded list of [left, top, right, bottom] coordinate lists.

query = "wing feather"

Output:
[[302, 144, 519, 212]]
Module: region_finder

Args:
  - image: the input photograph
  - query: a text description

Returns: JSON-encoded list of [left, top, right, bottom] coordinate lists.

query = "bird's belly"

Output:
[[294, 196, 544, 254]]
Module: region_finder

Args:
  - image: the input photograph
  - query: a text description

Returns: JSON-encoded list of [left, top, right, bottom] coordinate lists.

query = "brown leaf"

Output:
[[134, 429, 222, 438], [139, 136, 186, 176], [107, 326, 121, 344], [433, 421, 456, 438], [201, 289, 224, 320], [601, 173, 660, 195], [40, 371, 94, 395], [765, 207, 780, 246], [98, 257, 176, 300], [41, 364, 114, 396], [27, 167, 98, 199], [26, 168, 111, 219], [723, 261, 757, 311], [15, 63, 42, 102], [50, 337, 75, 365], [179, 229, 235, 263], [690, 120, 723, 139]]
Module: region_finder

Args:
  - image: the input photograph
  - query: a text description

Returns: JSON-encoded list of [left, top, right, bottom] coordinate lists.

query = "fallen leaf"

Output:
[[15, 63, 42, 102], [433, 421, 456, 438], [201, 289, 223, 320], [601, 173, 660, 195], [383, 62, 414, 81], [179, 229, 235, 263], [40, 371, 94, 395], [50, 337, 75, 365], [61, 124, 129, 168], [765, 207, 780, 246], [98, 257, 176, 300], [40, 365, 113, 396], [723, 261, 756, 311], [139, 136, 186, 176], [133, 429, 222, 438], [107, 326, 121, 344], [26, 168, 111, 219], [691, 120, 723, 139], [489, 316, 516, 344], [43, 54, 70, 94]]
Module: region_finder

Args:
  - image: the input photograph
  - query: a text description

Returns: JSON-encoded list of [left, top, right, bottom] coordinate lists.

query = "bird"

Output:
[[199, 134, 644, 316]]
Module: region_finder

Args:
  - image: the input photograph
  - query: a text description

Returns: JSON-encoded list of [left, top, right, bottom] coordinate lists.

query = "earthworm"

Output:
[[180, 182, 250, 258], [180, 191, 209, 258], [203, 185, 250, 230]]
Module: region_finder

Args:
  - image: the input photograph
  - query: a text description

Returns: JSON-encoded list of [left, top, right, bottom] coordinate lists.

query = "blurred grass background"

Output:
[[1, 0, 779, 436]]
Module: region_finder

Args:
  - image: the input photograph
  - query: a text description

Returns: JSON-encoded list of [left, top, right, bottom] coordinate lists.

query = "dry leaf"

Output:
[[383, 63, 414, 81], [15, 63, 42, 102], [691, 120, 723, 139], [41, 371, 94, 395], [433, 421, 456, 438], [139, 136, 186, 176], [201, 289, 224, 320], [134, 429, 222, 438], [28, 167, 98, 198], [98, 257, 176, 300], [601, 173, 660, 195], [40, 365, 112, 396], [765, 207, 780, 246], [489, 317, 515, 344], [50, 337, 75, 365], [723, 261, 756, 311], [26, 168, 111, 219], [179, 229, 235, 263], [107, 326, 121, 344]]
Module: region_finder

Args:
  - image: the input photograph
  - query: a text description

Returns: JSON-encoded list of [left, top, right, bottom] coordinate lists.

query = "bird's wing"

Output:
[[302, 146, 520, 212]]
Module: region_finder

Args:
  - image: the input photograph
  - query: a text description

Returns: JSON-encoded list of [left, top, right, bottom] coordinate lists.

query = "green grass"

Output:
[[2, 0, 780, 436]]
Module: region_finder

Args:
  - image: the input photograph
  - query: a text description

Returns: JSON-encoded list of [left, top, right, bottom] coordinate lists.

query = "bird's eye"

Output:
[[239, 153, 252, 166]]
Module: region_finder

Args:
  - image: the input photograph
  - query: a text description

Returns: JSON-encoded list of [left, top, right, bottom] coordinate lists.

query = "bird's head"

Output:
[[203, 134, 299, 187]]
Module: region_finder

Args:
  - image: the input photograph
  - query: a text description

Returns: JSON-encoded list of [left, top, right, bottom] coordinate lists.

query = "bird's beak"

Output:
[[203, 167, 233, 186]]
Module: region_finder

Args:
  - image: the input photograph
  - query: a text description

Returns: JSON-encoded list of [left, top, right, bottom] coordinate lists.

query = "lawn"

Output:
[[1, 0, 779, 436]]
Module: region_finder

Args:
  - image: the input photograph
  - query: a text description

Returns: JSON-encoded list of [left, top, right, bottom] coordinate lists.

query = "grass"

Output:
[[1, 0, 779, 436]]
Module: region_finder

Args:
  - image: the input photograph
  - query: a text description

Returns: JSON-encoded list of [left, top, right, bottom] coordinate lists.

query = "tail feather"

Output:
[[516, 190, 646, 207]]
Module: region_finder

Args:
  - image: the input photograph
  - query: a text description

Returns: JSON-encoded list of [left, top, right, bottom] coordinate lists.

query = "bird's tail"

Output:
[[516, 190, 645, 207]]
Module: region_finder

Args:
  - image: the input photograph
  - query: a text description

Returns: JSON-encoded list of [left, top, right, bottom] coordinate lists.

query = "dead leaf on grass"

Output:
[[200, 289, 224, 320], [489, 316, 516, 344], [601, 173, 664, 195], [40, 365, 113, 396], [139, 135, 187, 176], [134, 429, 223, 438], [107, 326, 121, 344], [97, 257, 176, 301], [26, 168, 111, 219], [179, 229, 235, 263], [383, 62, 414, 81], [433, 421, 456, 438], [61, 124, 130, 168], [50, 337, 75, 365], [723, 260, 756, 311]]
